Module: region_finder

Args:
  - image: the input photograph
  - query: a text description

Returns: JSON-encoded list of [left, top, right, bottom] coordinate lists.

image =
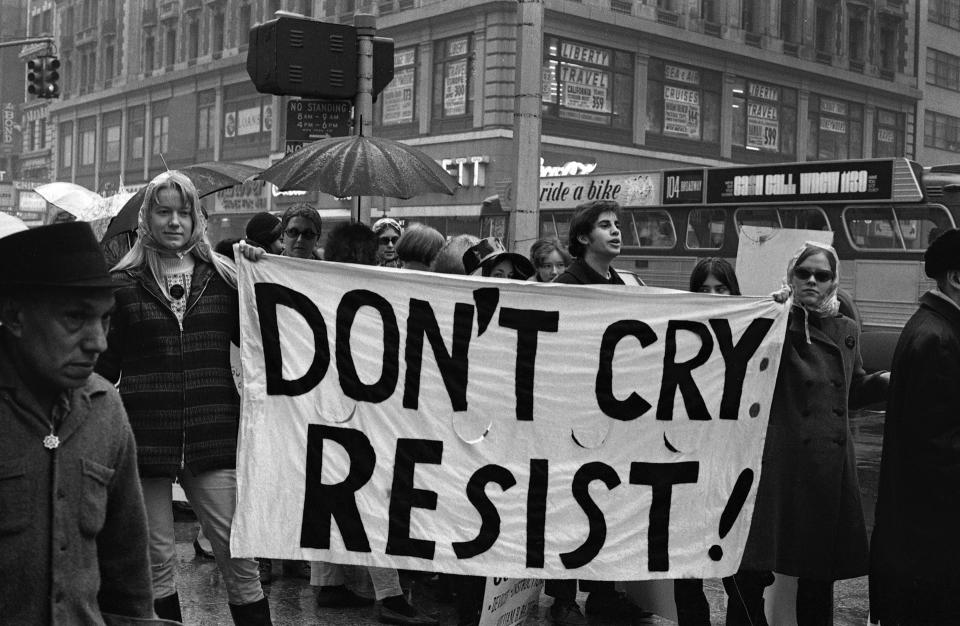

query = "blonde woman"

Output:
[[96, 171, 270, 625]]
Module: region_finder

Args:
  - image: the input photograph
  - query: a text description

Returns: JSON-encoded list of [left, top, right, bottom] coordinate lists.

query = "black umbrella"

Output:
[[102, 161, 262, 240]]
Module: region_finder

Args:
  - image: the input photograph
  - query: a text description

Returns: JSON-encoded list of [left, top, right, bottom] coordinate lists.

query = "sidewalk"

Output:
[[173, 518, 870, 625]]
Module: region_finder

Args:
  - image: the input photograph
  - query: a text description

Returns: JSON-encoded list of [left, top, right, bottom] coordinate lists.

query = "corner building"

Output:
[[40, 0, 923, 240]]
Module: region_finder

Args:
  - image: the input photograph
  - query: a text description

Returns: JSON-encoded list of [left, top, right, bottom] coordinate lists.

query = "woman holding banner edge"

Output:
[[734, 242, 888, 625]]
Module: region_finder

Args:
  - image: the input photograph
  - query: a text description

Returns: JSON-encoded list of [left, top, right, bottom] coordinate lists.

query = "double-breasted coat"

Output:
[[870, 292, 960, 619], [741, 308, 887, 580]]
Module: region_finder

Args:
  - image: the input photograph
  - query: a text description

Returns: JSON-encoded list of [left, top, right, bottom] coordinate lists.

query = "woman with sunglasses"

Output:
[[733, 242, 889, 625], [373, 217, 403, 268], [280, 203, 323, 259]]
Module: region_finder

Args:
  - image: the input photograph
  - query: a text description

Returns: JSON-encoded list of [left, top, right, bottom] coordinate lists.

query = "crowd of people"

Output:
[[1, 169, 959, 626]]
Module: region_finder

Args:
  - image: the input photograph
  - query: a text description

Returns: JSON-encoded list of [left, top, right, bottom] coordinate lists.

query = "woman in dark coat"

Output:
[[96, 171, 271, 625], [735, 242, 888, 625]]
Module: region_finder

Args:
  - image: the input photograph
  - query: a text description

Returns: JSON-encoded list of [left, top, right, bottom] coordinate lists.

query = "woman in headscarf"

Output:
[[373, 217, 403, 268], [96, 171, 271, 625], [733, 242, 888, 625]]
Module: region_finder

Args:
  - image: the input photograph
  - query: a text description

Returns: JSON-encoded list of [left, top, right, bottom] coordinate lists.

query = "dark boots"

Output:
[[153, 593, 183, 622], [228, 597, 273, 625]]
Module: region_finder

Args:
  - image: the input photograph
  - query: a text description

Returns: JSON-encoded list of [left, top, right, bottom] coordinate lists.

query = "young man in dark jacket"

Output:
[[555, 200, 625, 286], [548, 200, 646, 624], [0, 223, 155, 624]]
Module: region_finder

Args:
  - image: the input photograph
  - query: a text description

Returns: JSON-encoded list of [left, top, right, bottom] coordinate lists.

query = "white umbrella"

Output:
[[35, 182, 135, 223], [0, 212, 27, 239]]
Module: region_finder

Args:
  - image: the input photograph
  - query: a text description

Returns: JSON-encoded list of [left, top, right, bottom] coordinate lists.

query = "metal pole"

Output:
[[354, 13, 376, 225], [508, 0, 544, 255]]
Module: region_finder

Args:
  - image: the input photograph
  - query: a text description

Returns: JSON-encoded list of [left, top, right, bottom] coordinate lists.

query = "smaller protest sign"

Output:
[[479, 578, 543, 626]]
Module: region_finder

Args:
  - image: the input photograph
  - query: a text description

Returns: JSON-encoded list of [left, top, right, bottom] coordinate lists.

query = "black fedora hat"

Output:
[[0, 222, 119, 289]]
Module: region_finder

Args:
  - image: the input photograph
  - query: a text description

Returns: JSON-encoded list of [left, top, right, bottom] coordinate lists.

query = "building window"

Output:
[[815, 3, 834, 53], [879, 16, 902, 73], [103, 124, 121, 162], [806, 94, 863, 160], [188, 17, 200, 60], [925, 109, 960, 152], [212, 10, 225, 55], [381, 48, 416, 125], [780, 0, 798, 42], [165, 27, 176, 67], [927, 49, 960, 90], [239, 4, 252, 46], [741, 0, 761, 33], [153, 115, 169, 154], [647, 58, 721, 143], [731, 79, 797, 156], [61, 127, 73, 169], [542, 36, 634, 129], [27, 121, 36, 151], [701, 0, 717, 22], [128, 106, 145, 159], [930, 0, 960, 30], [874, 109, 905, 157], [105, 45, 115, 79], [38, 118, 46, 149], [80, 129, 96, 166], [198, 103, 216, 150], [848, 6, 866, 61], [144, 36, 155, 72], [434, 35, 473, 118]]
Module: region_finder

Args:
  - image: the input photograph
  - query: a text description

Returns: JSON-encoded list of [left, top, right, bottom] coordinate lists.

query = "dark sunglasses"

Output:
[[379, 236, 399, 245], [285, 227, 319, 240], [793, 267, 835, 282]]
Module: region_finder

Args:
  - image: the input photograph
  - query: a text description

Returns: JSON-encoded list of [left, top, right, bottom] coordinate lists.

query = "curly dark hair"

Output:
[[323, 222, 378, 265], [567, 200, 620, 258]]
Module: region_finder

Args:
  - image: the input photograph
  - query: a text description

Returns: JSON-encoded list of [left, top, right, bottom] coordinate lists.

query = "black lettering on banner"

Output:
[[336, 290, 399, 403], [657, 321, 714, 420], [560, 462, 621, 568], [300, 425, 375, 551], [386, 439, 443, 560], [403, 299, 474, 411], [255, 283, 330, 396], [630, 461, 699, 571], [526, 459, 549, 568], [498, 308, 560, 421], [596, 320, 657, 420], [709, 318, 774, 420], [453, 464, 517, 559]]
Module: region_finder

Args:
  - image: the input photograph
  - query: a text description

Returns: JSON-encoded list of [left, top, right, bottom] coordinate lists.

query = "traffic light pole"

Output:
[[354, 14, 376, 225]]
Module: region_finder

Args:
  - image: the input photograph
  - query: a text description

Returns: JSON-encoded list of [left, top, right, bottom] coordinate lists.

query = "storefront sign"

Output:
[[706, 159, 894, 204], [214, 179, 271, 213], [224, 112, 237, 138], [440, 156, 489, 188], [2, 104, 16, 151], [820, 117, 846, 134], [540, 157, 597, 177], [16, 189, 45, 225], [665, 64, 700, 85], [444, 59, 467, 116], [560, 42, 610, 66], [663, 86, 700, 138], [663, 169, 705, 205], [539, 172, 660, 209], [382, 66, 415, 125], [237, 105, 262, 136], [0, 182, 14, 208], [747, 102, 779, 151]]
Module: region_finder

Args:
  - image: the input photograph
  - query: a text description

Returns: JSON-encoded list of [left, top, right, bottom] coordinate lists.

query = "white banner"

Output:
[[232, 257, 789, 580]]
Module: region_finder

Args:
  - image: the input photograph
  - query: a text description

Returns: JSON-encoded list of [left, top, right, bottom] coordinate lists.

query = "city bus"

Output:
[[535, 158, 960, 372]]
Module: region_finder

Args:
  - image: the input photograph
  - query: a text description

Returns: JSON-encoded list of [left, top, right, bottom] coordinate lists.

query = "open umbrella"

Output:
[[257, 134, 459, 200], [102, 161, 262, 240], [0, 212, 27, 239]]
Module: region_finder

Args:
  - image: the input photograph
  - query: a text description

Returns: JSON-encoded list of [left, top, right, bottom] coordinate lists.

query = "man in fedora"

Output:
[[0, 222, 155, 624], [870, 228, 960, 624]]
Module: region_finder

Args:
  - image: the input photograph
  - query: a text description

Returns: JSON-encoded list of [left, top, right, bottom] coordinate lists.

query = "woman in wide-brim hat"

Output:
[[462, 236, 535, 280], [96, 171, 271, 625]]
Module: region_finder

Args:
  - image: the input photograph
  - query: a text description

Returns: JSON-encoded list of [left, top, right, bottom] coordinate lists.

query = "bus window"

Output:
[[843, 206, 905, 250], [539, 212, 572, 243], [628, 209, 676, 248], [735, 207, 830, 231], [622, 212, 641, 247], [686, 208, 726, 249], [893, 205, 955, 250]]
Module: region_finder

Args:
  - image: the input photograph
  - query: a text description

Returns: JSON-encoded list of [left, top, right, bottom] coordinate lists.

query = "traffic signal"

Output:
[[372, 36, 394, 101], [26, 55, 60, 98], [247, 15, 358, 99]]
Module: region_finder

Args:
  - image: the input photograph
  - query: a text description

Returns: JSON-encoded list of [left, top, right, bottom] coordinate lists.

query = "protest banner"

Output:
[[231, 256, 789, 580]]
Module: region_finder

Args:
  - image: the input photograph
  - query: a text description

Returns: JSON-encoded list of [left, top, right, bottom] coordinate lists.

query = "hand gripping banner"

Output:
[[231, 256, 789, 580]]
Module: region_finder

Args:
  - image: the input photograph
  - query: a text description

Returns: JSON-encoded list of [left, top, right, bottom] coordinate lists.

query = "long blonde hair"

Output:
[[112, 171, 236, 299]]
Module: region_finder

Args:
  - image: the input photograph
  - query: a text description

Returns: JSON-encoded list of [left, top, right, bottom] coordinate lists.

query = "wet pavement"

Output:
[[172, 410, 885, 625]]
